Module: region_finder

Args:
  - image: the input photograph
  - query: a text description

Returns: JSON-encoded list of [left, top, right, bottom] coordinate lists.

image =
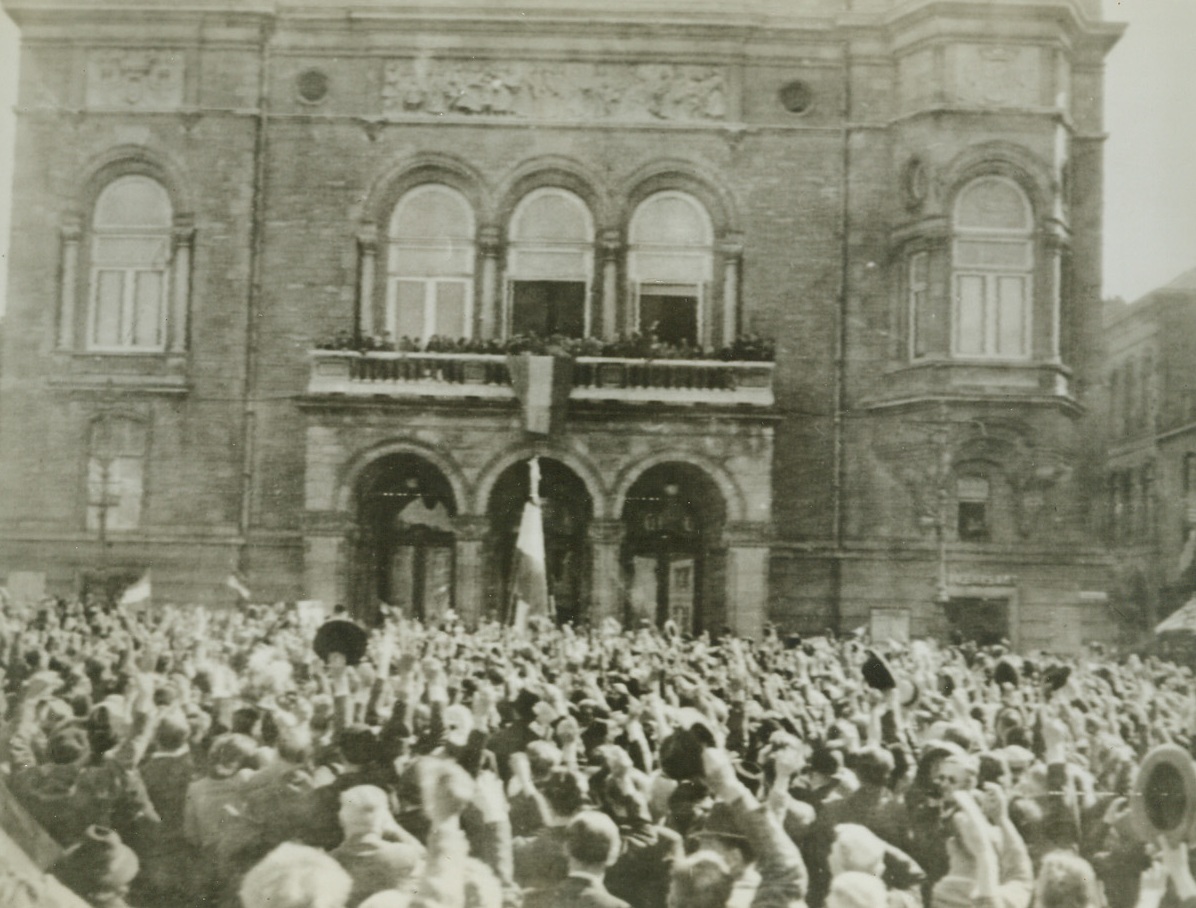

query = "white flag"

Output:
[[119, 572, 152, 606]]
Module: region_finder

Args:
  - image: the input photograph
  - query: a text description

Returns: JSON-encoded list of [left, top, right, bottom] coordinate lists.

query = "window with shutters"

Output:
[[88, 177, 173, 352], [951, 177, 1033, 359], [628, 192, 713, 347], [386, 185, 476, 344]]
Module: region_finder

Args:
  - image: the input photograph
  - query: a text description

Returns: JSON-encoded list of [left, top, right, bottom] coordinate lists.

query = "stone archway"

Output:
[[352, 453, 458, 624], [620, 462, 727, 634], [486, 458, 594, 625]]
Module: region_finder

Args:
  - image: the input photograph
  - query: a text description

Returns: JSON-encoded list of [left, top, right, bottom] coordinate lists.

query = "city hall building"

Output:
[[0, 0, 1124, 648]]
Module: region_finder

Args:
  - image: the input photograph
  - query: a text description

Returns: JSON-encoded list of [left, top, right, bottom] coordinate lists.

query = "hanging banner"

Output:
[[507, 354, 573, 435]]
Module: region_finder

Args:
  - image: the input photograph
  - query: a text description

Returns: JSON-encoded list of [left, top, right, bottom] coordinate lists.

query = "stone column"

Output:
[[357, 225, 378, 338], [724, 522, 770, 639], [600, 230, 622, 340], [1043, 232, 1066, 363], [588, 519, 625, 626], [720, 238, 743, 347], [304, 511, 352, 609], [58, 217, 81, 350], [478, 227, 502, 339], [454, 516, 489, 626], [169, 220, 194, 353]]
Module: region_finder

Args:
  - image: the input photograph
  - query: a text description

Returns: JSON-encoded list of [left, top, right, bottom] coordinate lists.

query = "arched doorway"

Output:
[[353, 454, 457, 624], [621, 463, 726, 634], [487, 458, 593, 625]]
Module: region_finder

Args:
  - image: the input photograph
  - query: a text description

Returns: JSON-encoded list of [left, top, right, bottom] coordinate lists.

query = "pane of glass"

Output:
[[393, 244, 471, 277], [93, 236, 170, 268], [954, 240, 1031, 269], [390, 186, 473, 241], [955, 275, 986, 355], [958, 501, 989, 541], [393, 280, 427, 342], [630, 194, 711, 245], [435, 281, 467, 337], [958, 477, 990, 501], [133, 271, 164, 347], [631, 251, 712, 283], [92, 270, 124, 347], [511, 191, 590, 243], [94, 176, 172, 228], [511, 249, 588, 281], [640, 293, 698, 346], [996, 275, 1027, 356]]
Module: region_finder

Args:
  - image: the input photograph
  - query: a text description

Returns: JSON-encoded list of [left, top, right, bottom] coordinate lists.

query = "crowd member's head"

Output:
[[339, 725, 383, 768], [53, 825, 140, 907], [206, 733, 258, 779], [441, 704, 474, 748], [690, 802, 754, 878], [338, 785, 392, 840], [47, 726, 90, 766], [275, 722, 313, 767], [152, 712, 191, 754], [540, 767, 588, 822], [829, 824, 886, 879], [239, 843, 352, 908], [525, 739, 563, 780], [851, 746, 895, 789], [1035, 850, 1102, 908], [565, 810, 622, 875], [668, 851, 735, 908], [826, 870, 889, 908]]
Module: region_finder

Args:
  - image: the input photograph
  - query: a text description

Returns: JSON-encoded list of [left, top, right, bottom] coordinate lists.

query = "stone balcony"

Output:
[[307, 350, 775, 407]]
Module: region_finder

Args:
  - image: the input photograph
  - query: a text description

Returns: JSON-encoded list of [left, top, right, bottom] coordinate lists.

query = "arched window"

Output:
[[628, 192, 714, 347], [87, 417, 147, 531], [88, 176, 173, 351], [506, 188, 594, 338], [386, 185, 476, 344], [952, 177, 1033, 359]]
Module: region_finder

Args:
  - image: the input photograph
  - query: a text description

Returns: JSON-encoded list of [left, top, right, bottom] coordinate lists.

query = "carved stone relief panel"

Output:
[[382, 58, 729, 122], [954, 44, 1040, 108], [86, 50, 185, 110]]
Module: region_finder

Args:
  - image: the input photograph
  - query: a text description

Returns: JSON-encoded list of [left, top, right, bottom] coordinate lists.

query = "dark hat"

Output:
[[862, 650, 896, 691], [513, 688, 540, 721], [808, 745, 844, 778], [338, 725, 382, 766], [1043, 664, 1072, 692], [994, 658, 1019, 688], [47, 726, 90, 765], [660, 721, 718, 782], [937, 671, 956, 698], [313, 618, 369, 666], [53, 826, 139, 897], [784, 634, 803, 650]]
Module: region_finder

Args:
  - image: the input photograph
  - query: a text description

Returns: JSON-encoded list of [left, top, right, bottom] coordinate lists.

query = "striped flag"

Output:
[[511, 457, 549, 631], [119, 571, 152, 606]]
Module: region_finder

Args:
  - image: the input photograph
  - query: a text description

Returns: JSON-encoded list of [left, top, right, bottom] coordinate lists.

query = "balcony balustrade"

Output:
[[308, 350, 774, 407]]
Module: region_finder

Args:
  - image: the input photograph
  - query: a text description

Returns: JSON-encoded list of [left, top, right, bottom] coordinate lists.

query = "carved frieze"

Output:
[[382, 58, 728, 122], [86, 50, 184, 110], [955, 45, 1039, 108]]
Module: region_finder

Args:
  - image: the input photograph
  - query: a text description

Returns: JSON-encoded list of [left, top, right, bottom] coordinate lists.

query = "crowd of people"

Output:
[[1, 592, 1194, 908]]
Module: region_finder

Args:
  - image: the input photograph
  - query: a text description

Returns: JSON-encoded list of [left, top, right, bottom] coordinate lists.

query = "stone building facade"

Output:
[[1102, 270, 1196, 632], [0, 0, 1123, 648]]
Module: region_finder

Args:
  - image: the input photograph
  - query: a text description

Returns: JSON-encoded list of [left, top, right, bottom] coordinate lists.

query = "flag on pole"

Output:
[[511, 457, 549, 631], [226, 572, 252, 602], [119, 571, 152, 607]]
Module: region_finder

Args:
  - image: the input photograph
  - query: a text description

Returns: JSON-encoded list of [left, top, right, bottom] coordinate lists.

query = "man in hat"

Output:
[[676, 747, 808, 908]]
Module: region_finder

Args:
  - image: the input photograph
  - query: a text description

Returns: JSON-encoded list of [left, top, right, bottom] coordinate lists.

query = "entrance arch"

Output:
[[352, 453, 457, 624], [620, 462, 726, 633], [486, 458, 593, 625]]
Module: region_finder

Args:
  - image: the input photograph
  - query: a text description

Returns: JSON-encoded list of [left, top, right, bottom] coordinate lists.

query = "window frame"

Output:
[[386, 184, 477, 345], [505, 187, 595, 338], [908, 249, 931, 360], [86, 176, 174, 354], [950, 176, 1035, 361], [627, 191, 714, 346], [85, 417, 148, 533]]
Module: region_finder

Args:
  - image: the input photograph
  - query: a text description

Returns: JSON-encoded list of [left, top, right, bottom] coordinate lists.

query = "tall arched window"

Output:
[[89, 176, 173, 351], [506, 188, 594, 338], [628, 192, 714, 347], [952, 177, 1033, 359], [387, 185, 476, 343]]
